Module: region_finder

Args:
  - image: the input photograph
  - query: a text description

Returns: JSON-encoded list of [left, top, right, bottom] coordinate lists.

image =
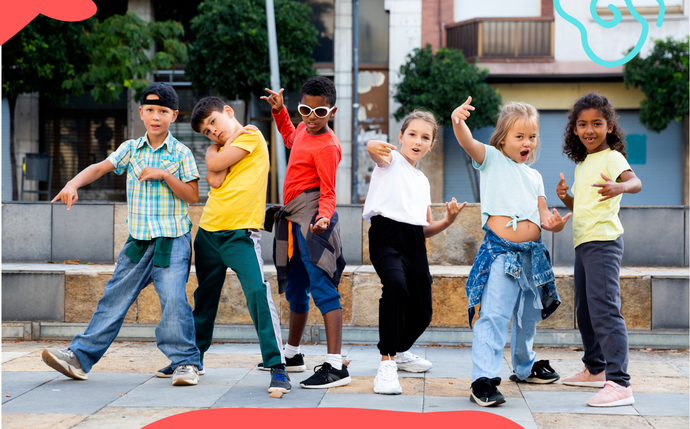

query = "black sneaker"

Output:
[[257, 353, 306, 372], [269, 368, 292, 393], [156, 363, 205, 378], [470, 377, 506, 407], [300, 363, 351, 389], [509, 360, 560, 384]]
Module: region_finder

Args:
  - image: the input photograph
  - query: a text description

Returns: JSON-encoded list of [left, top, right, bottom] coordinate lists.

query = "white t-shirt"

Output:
[[473, 145, 545, 230], [362, 150, 431, 226]]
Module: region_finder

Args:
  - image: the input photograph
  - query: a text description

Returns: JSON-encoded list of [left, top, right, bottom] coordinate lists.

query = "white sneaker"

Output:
[[374, 360, 402, 395], [172, 365, 199, 386], [395, 350, 432, 373]]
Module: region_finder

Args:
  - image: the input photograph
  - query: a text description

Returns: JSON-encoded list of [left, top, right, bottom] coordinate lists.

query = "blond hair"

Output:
[[400, 110, 439, 142], [489, 102, 540, 165]]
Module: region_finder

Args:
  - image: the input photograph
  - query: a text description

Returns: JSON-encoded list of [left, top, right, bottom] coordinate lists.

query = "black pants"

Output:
[[574, 236, 630, 387], [369, 216, 433, 356]]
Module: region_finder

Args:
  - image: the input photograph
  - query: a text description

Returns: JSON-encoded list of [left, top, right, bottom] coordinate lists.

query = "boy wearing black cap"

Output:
[[43, 82, 203, 386]]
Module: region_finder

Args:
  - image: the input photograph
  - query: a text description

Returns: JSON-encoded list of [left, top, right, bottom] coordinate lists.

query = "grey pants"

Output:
[[574, 236, 630, 386]]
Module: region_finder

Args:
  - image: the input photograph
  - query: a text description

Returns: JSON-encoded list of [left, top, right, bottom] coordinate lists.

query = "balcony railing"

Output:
[[446, 17, 554, 61]]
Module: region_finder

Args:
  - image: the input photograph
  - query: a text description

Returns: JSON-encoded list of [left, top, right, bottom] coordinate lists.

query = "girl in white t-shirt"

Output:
[[363, 111, 466, 395], [452, 98, 571, 407]]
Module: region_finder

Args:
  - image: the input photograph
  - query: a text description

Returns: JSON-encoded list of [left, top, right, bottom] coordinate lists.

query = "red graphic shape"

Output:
[[143, 408, 524, 429], [0, 0, 96, 45]]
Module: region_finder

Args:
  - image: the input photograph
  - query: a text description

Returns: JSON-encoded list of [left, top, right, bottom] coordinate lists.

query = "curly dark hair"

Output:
[[300, 76, 336, 107], [563, 92, 627, 163]]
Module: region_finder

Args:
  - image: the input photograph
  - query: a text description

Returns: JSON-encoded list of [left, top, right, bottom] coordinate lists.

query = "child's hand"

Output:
[[541, 208, 572, 232], [51, 183, 79, 210], [451, 96, 475, 124], [444, 197, 467, 225], [368, 140, 397, 165], [557, 173, 570, 200], [310, 217, 330, 234], [260, 88, 285, 112], [226, 124, 259, 145], [591, 172, 624, 202], [139, 167, 169, 182]]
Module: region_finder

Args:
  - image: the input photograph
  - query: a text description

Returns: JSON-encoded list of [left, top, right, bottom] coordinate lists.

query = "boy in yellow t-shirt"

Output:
[[155, 96, 289, 394]]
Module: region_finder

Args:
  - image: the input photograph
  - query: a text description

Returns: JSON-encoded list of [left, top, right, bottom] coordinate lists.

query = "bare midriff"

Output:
[[487, 216, 541, 243]]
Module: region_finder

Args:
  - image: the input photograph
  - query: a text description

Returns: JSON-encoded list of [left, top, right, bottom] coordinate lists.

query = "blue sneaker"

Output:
[[269, 367, 292, 393]]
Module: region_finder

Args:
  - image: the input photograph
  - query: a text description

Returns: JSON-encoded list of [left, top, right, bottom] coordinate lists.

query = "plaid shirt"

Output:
[[107, 132, 199, 240]]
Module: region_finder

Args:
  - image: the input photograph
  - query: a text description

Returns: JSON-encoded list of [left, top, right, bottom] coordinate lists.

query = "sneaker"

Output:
[[300, 363, 351, 389], [41, 348, 87, 380], [470, 377, 506, 407], [587, 381, 635, 407], [257, 353, 306, 372], [373, 360, 402, 395], [509, 360, 560, 384], [268, 368, 292, 393], [156, 363, 205, 378], [171, 365, 199, 386], [394, 350, 432, 373], [562, 366, 606, 387]]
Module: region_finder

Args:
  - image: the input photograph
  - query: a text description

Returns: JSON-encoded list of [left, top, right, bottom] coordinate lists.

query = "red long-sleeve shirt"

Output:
[[273, 107, 342, 220]]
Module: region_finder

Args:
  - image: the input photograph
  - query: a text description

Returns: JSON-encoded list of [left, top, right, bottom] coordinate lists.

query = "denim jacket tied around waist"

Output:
[[466, 227, 560, 327]]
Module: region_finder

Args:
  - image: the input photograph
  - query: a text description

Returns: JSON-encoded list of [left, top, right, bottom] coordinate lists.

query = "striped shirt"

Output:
[[107, 132, 199, 240]]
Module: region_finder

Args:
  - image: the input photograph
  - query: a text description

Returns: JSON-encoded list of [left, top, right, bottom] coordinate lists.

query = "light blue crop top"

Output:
[[472, 145, 545, 230]]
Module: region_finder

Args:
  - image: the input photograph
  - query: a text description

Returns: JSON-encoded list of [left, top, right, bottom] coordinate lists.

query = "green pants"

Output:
[[193, 228, 284, 368]]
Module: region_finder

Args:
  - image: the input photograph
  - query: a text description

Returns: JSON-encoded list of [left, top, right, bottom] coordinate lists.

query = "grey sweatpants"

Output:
[[574, 236, 630, 387]]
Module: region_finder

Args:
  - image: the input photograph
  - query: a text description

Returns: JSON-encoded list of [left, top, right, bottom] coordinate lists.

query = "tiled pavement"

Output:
[[2, 341, 688, 429]]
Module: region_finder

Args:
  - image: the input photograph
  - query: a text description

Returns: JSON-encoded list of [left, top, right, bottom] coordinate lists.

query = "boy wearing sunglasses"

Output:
[[261, 76, 349, 389]]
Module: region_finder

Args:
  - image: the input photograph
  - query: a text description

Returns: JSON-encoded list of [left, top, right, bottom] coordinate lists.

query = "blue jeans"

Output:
[[285, 224, 342, 315], [70, 233, 200, 372], [471, 252, 542, 381]]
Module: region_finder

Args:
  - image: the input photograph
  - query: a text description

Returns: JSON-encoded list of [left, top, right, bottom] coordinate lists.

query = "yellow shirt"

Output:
[[571, 148, 632, 248], [200, 130, 269, 231]]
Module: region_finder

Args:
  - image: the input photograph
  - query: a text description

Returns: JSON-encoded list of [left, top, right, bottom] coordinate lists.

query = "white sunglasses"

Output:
[[297, 104, 336, 118]]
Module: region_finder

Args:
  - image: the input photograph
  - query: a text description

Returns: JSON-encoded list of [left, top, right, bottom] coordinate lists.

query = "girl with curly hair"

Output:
[[557, 92, 642, 407]]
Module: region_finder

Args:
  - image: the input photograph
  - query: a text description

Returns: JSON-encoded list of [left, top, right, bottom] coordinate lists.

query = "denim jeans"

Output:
[[471, 252, 542, 381], [70, 232, 200, 372], [285, 223, 342, 315]]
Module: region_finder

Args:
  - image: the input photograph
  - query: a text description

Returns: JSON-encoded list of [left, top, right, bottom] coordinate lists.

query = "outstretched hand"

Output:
[[310, 217, 330, 234], [367, 140, 397, 166], [541, 208, 572, 232], [445, 197, 467, 225], [51, 184, 79, 210], [260, 88, 285, 112], [451, 96, 475, 124], [591, 172, 624, 202]]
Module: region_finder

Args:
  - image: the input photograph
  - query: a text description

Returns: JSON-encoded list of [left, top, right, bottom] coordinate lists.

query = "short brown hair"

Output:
[[191, 96, 227, 133], [489, 102, 540, 165]]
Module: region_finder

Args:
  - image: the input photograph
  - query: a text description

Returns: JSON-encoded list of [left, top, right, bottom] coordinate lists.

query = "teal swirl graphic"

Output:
[[553, 0, 665, 67]]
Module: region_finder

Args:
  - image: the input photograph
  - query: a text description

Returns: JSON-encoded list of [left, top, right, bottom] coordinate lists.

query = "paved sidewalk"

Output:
[[2, 341, 688, 429]]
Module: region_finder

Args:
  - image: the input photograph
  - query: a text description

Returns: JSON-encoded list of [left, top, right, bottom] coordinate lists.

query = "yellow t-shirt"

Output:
[[200, 130, 269, 231], [571, 148, 632, 248]]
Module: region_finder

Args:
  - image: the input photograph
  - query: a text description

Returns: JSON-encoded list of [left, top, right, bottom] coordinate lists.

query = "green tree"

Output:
[[2, 16, 91, 200], [394, 45, 502, 130], [623, 36, 689, 132], [185, 0, 318, 102]]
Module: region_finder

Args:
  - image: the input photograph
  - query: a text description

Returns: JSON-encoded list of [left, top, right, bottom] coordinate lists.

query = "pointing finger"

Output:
[[600, 172, 612, 182]]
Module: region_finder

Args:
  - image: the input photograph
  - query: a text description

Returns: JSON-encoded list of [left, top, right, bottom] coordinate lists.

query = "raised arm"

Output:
[[367, 140, 396, 168], [422, 198, 467, 238], [51, 160, 116, 210], [591, 170, 641, 202], [262, 88, 296, 148], [451, 96, 486, 165]]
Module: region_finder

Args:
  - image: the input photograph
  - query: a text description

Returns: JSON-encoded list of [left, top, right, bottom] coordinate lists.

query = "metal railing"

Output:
[[446, 17, 553, 61]]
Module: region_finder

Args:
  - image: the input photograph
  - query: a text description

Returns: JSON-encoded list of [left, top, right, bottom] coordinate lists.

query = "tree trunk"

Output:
[[8, 96, 18, 200]]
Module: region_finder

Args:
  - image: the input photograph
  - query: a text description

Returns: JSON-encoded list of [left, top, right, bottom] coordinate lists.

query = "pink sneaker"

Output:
[[561, 366, 606, 387], [587, 381, 634, 407]]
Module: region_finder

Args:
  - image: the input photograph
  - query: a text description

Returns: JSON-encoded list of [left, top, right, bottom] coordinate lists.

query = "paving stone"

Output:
[[644, 416, 690, 429], [111, 368, 248, 408], [2, 373, 152, 414], [319, 392, 423, 412], [325, 376, 423, 395], [1, 352, 30, 363], [632, 393, 690, 417], [213, 370, 326, 408], [425, 377, 522, 398], [71, 406, 201, 429], [2, 413, 87, 429], [523, 391, 640, 415], [533, 413, 657, 429], [2, 372, 60, 404], [680, 367, 690, 375], [423, 395, 535, 424]]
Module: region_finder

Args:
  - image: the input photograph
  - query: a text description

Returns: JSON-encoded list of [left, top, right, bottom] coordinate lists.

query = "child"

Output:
[[453, 97, 570, 406], [44, 83, 202, 386], [261, 76, 349, 388], [363, 111, 466, 395], [557, 92, 641, 407], [154, 97, 291, 394]]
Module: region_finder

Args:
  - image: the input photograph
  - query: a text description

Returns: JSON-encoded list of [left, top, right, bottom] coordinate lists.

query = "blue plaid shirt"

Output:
[[107, 132, 199, 240]]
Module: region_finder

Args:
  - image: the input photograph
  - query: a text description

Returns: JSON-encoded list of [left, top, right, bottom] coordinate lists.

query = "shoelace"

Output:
[[272, 372, 289, 382], [397, 351, 418, 363], [312, 364, 331, 378], [533, 360, 556, 375]]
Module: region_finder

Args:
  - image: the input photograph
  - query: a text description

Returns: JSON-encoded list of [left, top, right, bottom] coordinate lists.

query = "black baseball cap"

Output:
[[140, 82, 179, 110]]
